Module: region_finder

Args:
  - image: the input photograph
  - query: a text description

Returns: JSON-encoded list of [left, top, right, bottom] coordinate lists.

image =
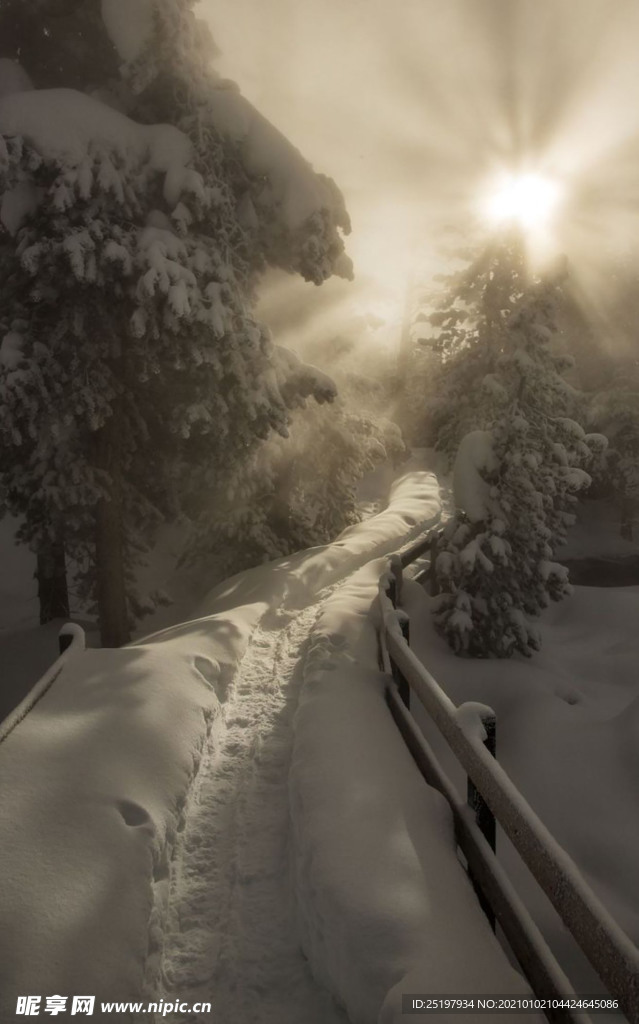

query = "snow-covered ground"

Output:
[[1, 458, 637, 1023], [290, 559, 538, 1024], [6, 462, 527, 1024], [403, 578, 639, 1001]]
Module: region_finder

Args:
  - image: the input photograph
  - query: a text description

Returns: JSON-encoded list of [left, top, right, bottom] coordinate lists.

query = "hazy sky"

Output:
[[201, 0, 639, 352]]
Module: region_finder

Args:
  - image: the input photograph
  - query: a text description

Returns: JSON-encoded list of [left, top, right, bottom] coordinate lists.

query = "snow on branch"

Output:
[[273, 345, 337, 407], [203, 82, 353, 284], [453, 429, 499, 523], [0, 89, 200, 213], [101, 0, 154, 64]]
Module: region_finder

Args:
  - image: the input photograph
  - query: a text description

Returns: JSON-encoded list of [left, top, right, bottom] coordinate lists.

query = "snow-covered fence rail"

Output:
[[0, 623, 85, 745], [377, 557, 639, 1024]]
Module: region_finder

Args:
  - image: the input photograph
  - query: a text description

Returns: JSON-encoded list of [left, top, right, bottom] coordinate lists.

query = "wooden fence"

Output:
[[378, 533, 639, 1024]]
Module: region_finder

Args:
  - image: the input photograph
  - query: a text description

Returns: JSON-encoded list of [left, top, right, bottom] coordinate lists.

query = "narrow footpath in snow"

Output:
[[155, 593, 349, 1024]]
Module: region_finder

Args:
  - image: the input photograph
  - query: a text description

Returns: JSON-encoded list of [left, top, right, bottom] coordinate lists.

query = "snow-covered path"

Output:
[[0, 466, 450, 1022], [157, 595, 349, 1024]]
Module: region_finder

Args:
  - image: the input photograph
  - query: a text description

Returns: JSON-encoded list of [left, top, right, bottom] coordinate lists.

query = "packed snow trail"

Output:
[[155, 593, 349, 1024], [0, 465, 442, 1020]]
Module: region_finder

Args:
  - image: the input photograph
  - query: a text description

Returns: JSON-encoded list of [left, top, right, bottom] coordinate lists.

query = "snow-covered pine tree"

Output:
[[93, 0, 353, 290], [0, 83, 347, 645], [2, 1, 352, 289], [419, 231, 528, 462], [431, 269, 605, 658]]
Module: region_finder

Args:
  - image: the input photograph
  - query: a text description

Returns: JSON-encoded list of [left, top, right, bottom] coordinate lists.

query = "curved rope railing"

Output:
[[377, 539, 639, 1024], [0, 623, 86, 746]]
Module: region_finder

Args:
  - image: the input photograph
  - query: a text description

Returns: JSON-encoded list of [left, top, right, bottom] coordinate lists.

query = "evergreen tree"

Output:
[[0, 77, 350, 644], [422, 231, 529, 463], [431, 270, 604, 658]]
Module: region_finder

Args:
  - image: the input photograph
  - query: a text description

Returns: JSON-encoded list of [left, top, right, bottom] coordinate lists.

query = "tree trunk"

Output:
[[93, 415, 130, 647], [620, 493, 634, 542], [95, 495, 130, 647], [36, 538, 69, 623]]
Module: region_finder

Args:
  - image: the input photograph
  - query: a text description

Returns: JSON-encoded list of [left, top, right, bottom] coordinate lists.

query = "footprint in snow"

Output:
[[194, 655, 226, 702]]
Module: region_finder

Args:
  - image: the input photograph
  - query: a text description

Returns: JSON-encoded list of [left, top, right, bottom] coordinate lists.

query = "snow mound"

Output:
[[0, 638, 232, 1019]]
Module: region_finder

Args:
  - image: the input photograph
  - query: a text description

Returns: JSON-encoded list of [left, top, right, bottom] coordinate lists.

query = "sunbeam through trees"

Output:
[[0, 2, 638, 1020]]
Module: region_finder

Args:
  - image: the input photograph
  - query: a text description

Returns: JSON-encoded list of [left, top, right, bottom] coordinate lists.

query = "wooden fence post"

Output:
[[392, 611, 411, 709], [467, 712, 497, 929], [58, 623, 85, 657], [388, 554, 403, 608], [58, 631, 73, 655]]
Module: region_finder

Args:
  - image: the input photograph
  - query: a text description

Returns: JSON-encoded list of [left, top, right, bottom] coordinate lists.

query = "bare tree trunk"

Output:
[[93, 415, 130, 647], [36, 537, 69, 623]]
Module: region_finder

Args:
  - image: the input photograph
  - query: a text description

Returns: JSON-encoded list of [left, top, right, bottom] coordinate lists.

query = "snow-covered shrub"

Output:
[[183, 311, 406, 578], [411, 233, 529, 461], [432, 276, 601, 658], [183, 399, 404, 578]]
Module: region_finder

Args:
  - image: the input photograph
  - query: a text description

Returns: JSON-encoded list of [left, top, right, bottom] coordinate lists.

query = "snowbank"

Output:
[[0, 469, 441, 1018], [0, 633, 240, 1020], [290, 561, 535, 1024]]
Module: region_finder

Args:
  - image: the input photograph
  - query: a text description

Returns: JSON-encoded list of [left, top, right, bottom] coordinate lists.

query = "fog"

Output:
[[203, 0, 639, 358]]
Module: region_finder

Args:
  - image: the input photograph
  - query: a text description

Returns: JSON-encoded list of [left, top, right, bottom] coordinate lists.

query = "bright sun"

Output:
[[483, 172, 563, 230]]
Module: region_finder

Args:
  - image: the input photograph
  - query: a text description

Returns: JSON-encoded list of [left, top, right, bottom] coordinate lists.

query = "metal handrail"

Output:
[[378, 552, 639, 1024], [0, 623, 86, 745]]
